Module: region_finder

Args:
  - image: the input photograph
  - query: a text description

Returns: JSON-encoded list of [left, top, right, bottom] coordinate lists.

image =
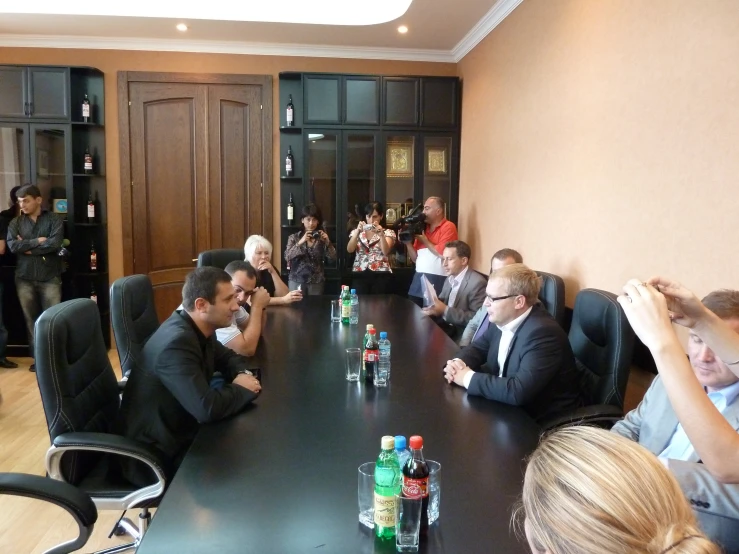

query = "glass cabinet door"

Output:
[[342, 132, 378, 269], [31, 124, 69, 214], [0, 124, 30, 205], [422, 135, 454, 219], [383, 134, 418, 267], [306, 131, 339, 270]]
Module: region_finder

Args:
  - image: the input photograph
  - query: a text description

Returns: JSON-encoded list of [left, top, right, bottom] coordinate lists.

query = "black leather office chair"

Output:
[[535, 270, 566, 328], [542, 288, 636, 431], [0, 473, 96, 554], [110, 275, 160, 379], [35, 299, 166, 554], [196, 248, 243, 269]]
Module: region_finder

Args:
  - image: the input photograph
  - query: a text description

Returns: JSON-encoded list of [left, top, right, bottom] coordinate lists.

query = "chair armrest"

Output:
[[541, 404, 624, 432], [53, 432, 167, 477], [0, 472, 97, 527]]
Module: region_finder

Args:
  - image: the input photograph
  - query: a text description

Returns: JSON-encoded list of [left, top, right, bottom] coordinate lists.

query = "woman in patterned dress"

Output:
[[347, 202, 396, 295]]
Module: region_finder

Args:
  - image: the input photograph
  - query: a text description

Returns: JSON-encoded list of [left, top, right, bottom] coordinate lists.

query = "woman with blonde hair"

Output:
[[244, 235, 302, 305], [519, 426, 720, 554]]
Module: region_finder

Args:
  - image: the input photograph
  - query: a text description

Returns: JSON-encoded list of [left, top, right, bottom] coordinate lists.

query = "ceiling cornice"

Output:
[[0, 34, 455, 63], [451, 0, 524, 62], [0, 1, 523, 64]]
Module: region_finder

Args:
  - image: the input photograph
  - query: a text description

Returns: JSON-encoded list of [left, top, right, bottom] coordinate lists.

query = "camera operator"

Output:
[[403, 196, 458, 306], [284, 203, 336, 295], [347, 201, 396, 294]]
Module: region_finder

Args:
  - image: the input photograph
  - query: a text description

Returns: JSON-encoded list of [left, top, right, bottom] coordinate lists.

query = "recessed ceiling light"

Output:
[[398, 25, 408, 34], [176, 23, 188, 31]]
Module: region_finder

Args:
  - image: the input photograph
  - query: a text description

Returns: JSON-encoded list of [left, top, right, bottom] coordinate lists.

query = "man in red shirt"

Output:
[[403, 196, 458, 306]]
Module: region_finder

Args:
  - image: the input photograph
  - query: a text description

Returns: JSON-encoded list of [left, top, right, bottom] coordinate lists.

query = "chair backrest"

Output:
[[110, 275, 160, 378], [197, 248, 244, 270], [35, 299, 121, 482], [536, 270, 566, 328], [568, 288, 635, 410]]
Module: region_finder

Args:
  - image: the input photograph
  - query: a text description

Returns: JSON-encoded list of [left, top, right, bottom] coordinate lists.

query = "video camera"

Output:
[[393, 204, 427, 243]]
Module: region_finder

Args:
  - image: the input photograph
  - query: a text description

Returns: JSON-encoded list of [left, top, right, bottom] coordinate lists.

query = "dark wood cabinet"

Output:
[[383, 77, 419, 126], [279, 72, 460, 294], [0, 65, 109, 351]]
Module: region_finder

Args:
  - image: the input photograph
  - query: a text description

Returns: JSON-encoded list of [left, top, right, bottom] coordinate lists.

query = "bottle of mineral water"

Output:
[[350, 288, 359, 324], [394, 435, 411, 469], [374, 435, 401, 540], [375, 331, 391, 386], [341, 285, 351, 325]]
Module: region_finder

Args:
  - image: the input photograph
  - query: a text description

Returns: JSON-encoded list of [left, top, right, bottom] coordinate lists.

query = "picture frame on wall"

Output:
[[426, 147, 448, 176], [37, 149, 49, 179], [386, 142, 414, 178]]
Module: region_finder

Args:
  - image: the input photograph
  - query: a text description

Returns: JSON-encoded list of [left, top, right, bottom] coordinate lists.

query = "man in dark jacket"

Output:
[[6, 184, 63, 370], [116, 267, 262, 486], [443, 263, 582, 422]]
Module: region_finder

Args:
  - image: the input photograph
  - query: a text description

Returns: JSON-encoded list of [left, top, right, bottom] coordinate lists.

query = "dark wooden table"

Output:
[[136, 296, 541, 554]]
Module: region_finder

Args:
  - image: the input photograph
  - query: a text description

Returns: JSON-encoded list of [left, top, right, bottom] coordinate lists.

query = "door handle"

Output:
[[192, 258, 198, 263], [24, 102, 28, 116], [29, 102, 33, 115]]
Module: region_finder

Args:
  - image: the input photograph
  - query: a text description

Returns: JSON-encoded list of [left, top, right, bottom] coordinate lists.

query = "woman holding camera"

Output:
[[284, 203, 336, 295], [347, 201, 396, 295]]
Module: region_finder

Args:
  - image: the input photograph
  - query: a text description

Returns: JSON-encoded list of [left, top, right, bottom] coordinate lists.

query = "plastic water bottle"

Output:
[[375, 331, 391, 386], [394, 435, 411, 469], [350, 288, 359, 324]]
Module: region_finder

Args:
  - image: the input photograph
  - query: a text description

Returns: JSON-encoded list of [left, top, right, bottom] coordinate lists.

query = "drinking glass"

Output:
[[428, 460, 441, 524], [395, 494, 422, 552], [357, 462, 375, 529], [345, 348, 361, 382], [331, 300, 341, 322]]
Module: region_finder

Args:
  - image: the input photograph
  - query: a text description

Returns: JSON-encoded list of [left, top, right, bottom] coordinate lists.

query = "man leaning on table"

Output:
[[443, 263, 582, 423], [116, 267, 262, 486]]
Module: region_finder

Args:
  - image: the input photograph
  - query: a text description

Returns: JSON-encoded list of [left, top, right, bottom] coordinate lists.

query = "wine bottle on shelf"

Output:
[[286, 94, 294, 127], [285, 146, 294, 177], [287, 192, 295, 225], [82, 94, 91, 123], [87, 193, 95, 223], [84, 148, 93, 174], [90, 244, 98, 271], [90, 284, 98, 304]]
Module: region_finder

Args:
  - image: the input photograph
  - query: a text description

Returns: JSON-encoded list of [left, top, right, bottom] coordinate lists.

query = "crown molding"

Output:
[[0, 34, 456, 63], [452, 0, 524, 62]]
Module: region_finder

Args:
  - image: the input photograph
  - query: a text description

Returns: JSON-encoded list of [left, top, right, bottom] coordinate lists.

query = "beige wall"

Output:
[[458, 0, 739, 305], [0, 48, 456, 279]]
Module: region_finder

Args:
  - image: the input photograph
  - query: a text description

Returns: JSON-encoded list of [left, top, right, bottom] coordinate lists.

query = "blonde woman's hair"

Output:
[[243, 235, 272, 263], [517, 426, 720, 554], [490, 263, 541, 306]]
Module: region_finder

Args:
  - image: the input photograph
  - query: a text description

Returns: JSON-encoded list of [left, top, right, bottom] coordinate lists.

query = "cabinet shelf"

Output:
[[280, 176, 302, 181], [73, 173, 105, 177], [71, 121, 104, 127], [279, 126, 302, 132], [75, 271, 109, 277], [74, 222, 106, 227]]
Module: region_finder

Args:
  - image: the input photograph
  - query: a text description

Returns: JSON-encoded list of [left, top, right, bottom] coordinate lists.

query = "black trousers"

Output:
[[351, 270, 392, 295]]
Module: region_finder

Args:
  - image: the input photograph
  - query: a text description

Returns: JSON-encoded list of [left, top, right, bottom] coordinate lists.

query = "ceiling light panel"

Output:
[[1, 0, 414, 26]]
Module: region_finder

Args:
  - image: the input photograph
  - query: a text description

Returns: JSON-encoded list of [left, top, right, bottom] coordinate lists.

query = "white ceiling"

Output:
[[0, 0, 523, 63]]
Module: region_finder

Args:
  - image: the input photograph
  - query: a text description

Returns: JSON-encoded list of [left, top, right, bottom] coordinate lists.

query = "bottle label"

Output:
[[286, 107, 293, 123], [84, 159, 93, 171], [341, 304, 351, 318], [287, 206, 293, 220], [286, 158, 292, 172], [90, 254, 97, 270], [87, 204, 95, 218], [365, 353, 376, 362], [82, 103, 90, 118], [91, 294, 97, 304], [374, 492, 397, 527], [403, 477, 428, 498]]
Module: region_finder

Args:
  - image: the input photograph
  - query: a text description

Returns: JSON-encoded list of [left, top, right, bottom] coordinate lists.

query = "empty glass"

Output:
[[395, 494, 422, 552], [357, 462, 375, 529], [345, 348, 361, 382], [428, 460, 441, 524], [331, 300, 341, 322]]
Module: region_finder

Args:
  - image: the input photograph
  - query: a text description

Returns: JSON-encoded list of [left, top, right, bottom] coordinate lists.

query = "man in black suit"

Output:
[[443, 263, 582, 422], [423, 240, 486, 341], [117, 267, 262, 486]]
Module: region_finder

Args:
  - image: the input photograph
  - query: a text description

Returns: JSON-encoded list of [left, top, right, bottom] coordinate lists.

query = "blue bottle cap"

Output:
[[380, 331, 387, 339], [394, 435, 406, 450], [351, 289, 356, 294]]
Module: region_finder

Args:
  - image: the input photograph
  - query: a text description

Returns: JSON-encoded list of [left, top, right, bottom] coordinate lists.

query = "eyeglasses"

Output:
[[485, 294, 518, 303]]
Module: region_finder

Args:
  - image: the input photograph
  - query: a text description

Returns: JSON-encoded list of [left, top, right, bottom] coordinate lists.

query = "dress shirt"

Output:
[[659, 379, 739, 461], [444, 266, 469, 318], [462, 306, 533, 388]]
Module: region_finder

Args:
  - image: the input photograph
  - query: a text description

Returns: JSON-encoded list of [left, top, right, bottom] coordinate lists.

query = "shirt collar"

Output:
[[448, 266, 468, 287], [709, 379, 739, 406], [498, 306, 533, 334]]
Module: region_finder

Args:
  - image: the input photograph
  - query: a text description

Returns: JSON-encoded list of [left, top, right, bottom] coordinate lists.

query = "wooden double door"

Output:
[[119, 72, 272, 320]]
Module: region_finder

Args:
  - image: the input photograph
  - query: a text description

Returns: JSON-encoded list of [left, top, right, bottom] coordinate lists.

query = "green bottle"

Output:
[[341, 285, 351, 325], [374, 435, 401, 540]]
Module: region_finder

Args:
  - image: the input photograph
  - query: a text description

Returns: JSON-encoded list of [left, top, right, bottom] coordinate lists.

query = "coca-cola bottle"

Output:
[[363, 329, 379, 383], [402, 435, 430, 532]]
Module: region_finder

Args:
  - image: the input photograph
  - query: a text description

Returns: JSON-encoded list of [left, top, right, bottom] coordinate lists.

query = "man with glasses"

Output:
[[443, 263, 582, 422], [217, 260, 270, 356]]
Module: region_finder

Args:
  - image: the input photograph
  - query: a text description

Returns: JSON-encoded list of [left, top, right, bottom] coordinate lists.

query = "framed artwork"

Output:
[[37, 149, 49, 178], [426, 147, 447, 176], [386, 142, 414, 178]]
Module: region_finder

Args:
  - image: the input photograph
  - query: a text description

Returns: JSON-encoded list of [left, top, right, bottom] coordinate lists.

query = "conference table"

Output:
[[136, 295, 542, 554]]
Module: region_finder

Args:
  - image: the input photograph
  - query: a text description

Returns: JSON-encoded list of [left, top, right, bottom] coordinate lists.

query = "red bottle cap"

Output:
[[369, 329, 376, 334], [409, 435, 423, 449]]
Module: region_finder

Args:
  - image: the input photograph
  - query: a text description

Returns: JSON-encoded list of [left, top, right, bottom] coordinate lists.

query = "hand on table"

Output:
[[422, 297, 446, 318], [443, 358, 471, 387], [250, 287, 271, 310], [233, 373, 262, 394], [281, 290, 303, 304]]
